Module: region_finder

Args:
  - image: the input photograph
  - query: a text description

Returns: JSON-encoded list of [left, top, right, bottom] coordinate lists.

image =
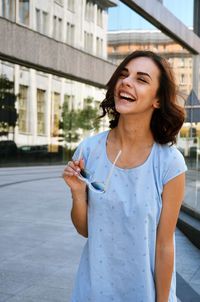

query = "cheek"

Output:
[[138, 86, 157, 99], [114, 81, 121, 97]]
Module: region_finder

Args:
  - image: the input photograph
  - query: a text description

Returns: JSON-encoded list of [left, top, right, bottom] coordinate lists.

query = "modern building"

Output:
[[0, 0, 117, 147], [107, 29, 193, 97], [0, 0, 200, 217]]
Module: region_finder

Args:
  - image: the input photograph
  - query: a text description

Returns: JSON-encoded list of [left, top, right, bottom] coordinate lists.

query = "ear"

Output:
[[153, 98, 160, 109]]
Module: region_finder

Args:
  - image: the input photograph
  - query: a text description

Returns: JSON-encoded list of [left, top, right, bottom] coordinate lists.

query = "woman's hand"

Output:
[[63, 158, 88, 237], [63, 159, 86, 192]]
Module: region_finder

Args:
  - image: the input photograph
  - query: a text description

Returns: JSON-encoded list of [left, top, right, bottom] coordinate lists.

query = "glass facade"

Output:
[[163, 0, 194, 28], [0, 0, 199, 216], [107, 1, 200, 217]]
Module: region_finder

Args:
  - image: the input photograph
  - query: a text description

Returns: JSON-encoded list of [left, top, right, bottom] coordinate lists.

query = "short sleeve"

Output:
[[72, 138, 89, 165], [163, 148, 187, 185]]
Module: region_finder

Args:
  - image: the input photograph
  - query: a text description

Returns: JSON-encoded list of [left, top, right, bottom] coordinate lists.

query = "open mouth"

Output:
[[119, 92, 136, 102]]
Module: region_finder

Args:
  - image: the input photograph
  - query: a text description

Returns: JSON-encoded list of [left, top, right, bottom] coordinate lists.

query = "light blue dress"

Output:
[[71, 130, 187, 302]]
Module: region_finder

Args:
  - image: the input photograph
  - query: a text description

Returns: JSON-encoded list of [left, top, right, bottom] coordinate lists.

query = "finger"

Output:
[[64, 166, 79, 176], [74, 159, 81, 165], [67, 161, 79, 172], [62, 171, 74, 178], [79, 159, 85, 170]]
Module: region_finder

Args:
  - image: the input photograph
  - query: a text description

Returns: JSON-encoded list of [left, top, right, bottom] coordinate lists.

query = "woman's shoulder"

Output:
[[153, 143, 187, 185], [72, 130, 109, 162], [82, 130, 109, 146], [156, 143, 185, 161]]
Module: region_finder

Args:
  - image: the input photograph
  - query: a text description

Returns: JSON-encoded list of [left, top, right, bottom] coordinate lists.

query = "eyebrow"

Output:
[[121, 68, 152, 80], [137, 71, 152, 80]]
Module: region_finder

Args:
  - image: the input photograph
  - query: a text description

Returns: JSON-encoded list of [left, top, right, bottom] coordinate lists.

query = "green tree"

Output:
[[60, 96, 101, 147], [0, 75, 18, 138]]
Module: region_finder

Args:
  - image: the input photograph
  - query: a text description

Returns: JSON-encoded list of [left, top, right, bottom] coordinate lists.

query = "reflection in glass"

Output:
[[19, 0, 29, 25], [107, 0, 199, 215], [163, 0, 193, 28]]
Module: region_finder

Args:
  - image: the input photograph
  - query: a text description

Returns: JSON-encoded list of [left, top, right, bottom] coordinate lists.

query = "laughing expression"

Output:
[[114, 57, 160, 116]]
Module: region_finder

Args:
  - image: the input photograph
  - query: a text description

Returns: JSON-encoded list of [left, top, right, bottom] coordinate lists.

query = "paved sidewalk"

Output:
[[0, 166, 200, 302]]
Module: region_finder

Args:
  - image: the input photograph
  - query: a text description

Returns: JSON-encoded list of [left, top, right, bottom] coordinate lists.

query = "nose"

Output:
[[122, 75, 133, 87]]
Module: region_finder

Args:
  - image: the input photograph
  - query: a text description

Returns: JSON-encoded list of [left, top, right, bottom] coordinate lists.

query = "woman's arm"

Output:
[[71, 189, 88, 237], [63, 159, 88, 238], [155, 173, 185, 302]]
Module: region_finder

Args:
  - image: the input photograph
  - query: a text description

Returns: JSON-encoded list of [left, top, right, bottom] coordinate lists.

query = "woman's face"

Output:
[[114, 56, 160, 117]]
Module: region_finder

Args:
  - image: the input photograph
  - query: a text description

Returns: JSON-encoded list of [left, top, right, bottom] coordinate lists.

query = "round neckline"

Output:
[[103, 129, 156, 172]]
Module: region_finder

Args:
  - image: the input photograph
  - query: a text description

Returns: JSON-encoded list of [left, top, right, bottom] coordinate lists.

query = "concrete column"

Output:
[[0, 1, 2, 16], [192, 54, 200, 98], [194, 0, 200, 37], [30, 0, 35, 28], [63, 0, 67, 43], [49, 0, 54, 37], [29, 68, 37, 144], [46, 74, 52, 146], [14, 64, 19, 142], [16, 0, 19, 23]]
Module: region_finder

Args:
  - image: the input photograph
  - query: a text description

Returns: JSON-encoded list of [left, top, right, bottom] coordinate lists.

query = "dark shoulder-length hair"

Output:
[[99, 50, 185, 145]]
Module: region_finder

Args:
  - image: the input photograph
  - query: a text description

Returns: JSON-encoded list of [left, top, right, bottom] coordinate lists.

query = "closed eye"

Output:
[[119, 72, 128, 78], [138, 78, 148, 83]]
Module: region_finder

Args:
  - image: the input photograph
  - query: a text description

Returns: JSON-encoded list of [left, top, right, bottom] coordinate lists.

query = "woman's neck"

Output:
[[111, 115, 154, 149]]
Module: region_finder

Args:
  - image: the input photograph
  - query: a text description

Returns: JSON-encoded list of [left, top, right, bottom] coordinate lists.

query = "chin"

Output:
[[115, 105, 131, 115]]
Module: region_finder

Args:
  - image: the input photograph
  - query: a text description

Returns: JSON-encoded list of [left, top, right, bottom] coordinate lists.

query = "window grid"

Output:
[[37, 89, 46, 135], [18, 85, 28, 133]]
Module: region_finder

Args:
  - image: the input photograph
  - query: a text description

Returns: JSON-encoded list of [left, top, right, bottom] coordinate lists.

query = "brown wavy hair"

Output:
[[100, 50, 185, 145]]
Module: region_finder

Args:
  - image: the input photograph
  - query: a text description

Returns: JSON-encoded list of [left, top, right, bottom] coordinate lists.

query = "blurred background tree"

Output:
[[60, 96, 101, 156], [0, 75, 18, 139]]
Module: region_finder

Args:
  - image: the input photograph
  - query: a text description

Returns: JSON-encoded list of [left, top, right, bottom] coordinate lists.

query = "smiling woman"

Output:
[[63, 50, 187, 302], [100, 50, 185, 144]]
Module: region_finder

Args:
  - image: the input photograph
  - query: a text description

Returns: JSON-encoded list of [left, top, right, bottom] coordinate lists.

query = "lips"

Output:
[[119, 90, 136, 102]]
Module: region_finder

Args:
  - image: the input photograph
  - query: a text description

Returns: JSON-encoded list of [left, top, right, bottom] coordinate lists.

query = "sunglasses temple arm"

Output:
[[104, 150, 122, 191]]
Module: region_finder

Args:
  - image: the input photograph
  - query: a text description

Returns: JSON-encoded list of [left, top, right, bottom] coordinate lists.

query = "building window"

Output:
[[58, 18, 62, 40], [2, 0, 15, 21], [66, 22, 75, 45], [18, 85, 28, 133], [53, 16, 57, 38], [180, 74, 185, 85], [19, 0, 29, 25], [84, 31, 93, 53], [36, 8, 40, 32], [67, 0, 75, 12], [180, 58, 185, 67], [96, 37, 103, 57], [53, 15, 62, 40], [85, 0, 94, 22], [42, 11, 48, 35], [37, 89, 46, 135], [97, 6, 103, 27], [36, 9, 48, 35], [51, 92, 60, 137], [64, 94, 75, 110], [54, 0, 63, 6]]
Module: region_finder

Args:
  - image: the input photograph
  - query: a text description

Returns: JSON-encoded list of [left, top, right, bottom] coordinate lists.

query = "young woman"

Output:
[[63, 50, 187, 302]]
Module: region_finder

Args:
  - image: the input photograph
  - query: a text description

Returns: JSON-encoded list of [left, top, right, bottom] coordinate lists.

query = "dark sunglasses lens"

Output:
[[91, 182, 104, 192], [80, 169, 90, 179]]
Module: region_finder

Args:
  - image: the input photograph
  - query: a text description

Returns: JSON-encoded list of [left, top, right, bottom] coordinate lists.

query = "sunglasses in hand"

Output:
[[75, 144, 121, 194]]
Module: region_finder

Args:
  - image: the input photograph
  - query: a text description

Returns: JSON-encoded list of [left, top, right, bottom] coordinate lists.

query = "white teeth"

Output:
[[120, 92, 135, 100]]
